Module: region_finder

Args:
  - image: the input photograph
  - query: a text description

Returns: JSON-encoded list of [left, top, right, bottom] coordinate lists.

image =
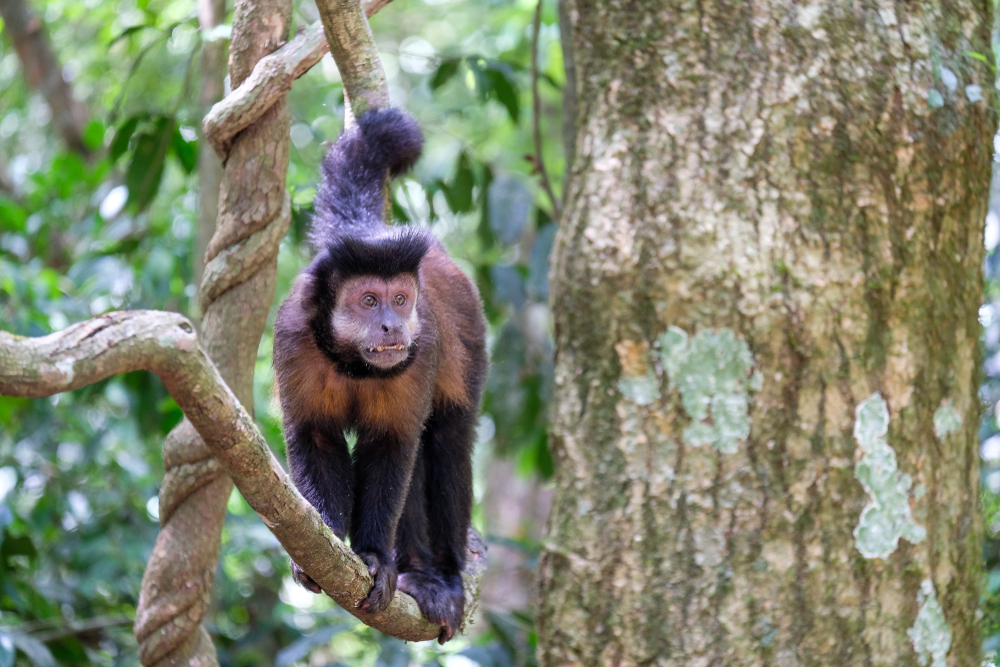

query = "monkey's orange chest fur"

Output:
[[279, 332, 467, 439]]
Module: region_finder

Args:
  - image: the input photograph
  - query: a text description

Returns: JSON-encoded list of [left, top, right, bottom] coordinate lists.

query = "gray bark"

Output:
[[540, 1, 994, 665]]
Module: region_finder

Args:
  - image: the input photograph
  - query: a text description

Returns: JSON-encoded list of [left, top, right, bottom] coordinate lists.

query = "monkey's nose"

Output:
[[381, 324, 389, 333]]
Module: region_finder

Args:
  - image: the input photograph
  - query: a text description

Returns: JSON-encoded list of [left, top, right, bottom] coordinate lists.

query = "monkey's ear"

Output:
[[288, 271, 321, 318]]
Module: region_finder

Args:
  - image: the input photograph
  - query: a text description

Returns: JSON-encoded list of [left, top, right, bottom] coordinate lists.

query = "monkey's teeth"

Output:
[[369, 345, 406, 353]]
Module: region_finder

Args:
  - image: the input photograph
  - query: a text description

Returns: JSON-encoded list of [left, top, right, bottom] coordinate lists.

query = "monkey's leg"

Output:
[[398, 404, 475, 643], [394, 444, 433, 574], [349, 428, 419, 614], [286, 422, 354, 592]]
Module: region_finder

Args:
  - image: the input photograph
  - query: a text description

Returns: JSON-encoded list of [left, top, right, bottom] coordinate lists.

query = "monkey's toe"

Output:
[[290, 559, 322, 594], [398, 571, 465, 643], [357, 550, 398, 614]]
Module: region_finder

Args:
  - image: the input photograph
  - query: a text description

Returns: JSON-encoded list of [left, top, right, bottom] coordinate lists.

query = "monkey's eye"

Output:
[[394, 294, 406, 307], [361, 295, 378, 308]]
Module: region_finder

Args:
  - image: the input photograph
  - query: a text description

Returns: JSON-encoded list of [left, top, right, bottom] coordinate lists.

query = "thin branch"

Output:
[[0, 158, 21, 203], [531, 0, 560, 221], [314, 0, 388, 122], [0, 0, 90, 155], [3, 616, 134, 644], [0, 311, 486, 643], [203, 0, 392, 161]]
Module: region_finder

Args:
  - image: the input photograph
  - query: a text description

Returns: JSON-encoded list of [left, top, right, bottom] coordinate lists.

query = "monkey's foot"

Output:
[[398, 571, 464, 644], [356, 550, 398, 614], [290, 559, 322, 594]]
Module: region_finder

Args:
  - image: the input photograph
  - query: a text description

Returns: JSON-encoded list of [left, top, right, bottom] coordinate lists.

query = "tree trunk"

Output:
[[540, 1, 993, 665]]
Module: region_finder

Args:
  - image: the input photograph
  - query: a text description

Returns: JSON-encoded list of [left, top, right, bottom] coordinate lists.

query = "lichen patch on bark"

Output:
[[933, 402, 963, 440], [853, 393, 926, 559], [659, 326, 760, 454], [908, 579, 952, 667]]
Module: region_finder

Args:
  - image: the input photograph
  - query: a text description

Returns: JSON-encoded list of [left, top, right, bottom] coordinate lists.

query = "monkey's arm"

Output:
[[284, 421, 355, 593], [286, 422, 355, 539], [349, 427, 420, 614]]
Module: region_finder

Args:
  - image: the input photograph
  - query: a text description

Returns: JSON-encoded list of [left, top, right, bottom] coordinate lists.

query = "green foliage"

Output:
[[0, 0, 564, 662]]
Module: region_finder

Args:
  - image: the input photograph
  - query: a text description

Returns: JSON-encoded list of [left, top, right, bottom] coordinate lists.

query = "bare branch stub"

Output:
[[0, 311, 486, 642]]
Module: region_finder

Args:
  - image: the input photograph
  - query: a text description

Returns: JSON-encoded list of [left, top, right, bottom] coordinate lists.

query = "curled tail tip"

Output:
[[313, 108, 423, 241], [356, 107, 424, 176]]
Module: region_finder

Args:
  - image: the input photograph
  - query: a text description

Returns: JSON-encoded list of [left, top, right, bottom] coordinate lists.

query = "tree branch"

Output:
[[530, 0, 559, 221], [0, 311, 486, 643], [0, 0, 90, 155], [314, 0, 388, 122], [202, 0, 392, 161]]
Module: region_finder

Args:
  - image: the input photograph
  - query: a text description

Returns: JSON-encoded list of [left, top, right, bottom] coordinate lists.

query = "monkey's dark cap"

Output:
[[321, 228, 432, 278]]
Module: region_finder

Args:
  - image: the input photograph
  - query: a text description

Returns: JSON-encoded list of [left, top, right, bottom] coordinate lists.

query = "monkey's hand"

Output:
[[290, 559, 322, 594], [356, 550, 398, 614], [397, 571, 465, 644]]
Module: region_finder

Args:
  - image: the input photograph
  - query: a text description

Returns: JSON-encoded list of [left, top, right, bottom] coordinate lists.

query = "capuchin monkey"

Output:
[[273, 108, 487, 644]]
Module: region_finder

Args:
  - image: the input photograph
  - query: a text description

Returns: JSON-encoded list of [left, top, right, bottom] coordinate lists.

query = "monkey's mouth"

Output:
[[367, 344, 407, 353], [362, 342, 411, 369]]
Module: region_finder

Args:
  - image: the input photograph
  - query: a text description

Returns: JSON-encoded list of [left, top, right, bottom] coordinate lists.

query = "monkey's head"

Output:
[[307, 229, 432, 377], [332, 274, 421, 369]]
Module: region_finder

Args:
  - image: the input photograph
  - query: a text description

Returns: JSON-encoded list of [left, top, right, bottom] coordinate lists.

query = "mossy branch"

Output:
[[0, 311, 486, 642]]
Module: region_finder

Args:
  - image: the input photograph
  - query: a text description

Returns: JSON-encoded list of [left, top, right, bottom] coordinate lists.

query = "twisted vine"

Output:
[[132, 0, 399, 660]]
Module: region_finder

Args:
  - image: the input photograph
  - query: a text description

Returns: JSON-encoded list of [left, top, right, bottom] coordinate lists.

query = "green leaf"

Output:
[[430, 58, 460, 90], [0, 397, 28, 424], [966, 51, 996, 71], [444, 152, 475, 213], [466, 58, 492, 102], [48, 154, 87, 198], [109, 115, 145, 162], [485, 66, 520, 124], [170, 128, 198, 174], [478, 163, 496, 251], [0, 198, 27, 232], [109, 23, 153, 46], [7, 631, 55, 667], [125, 116, 174, 211], [82, 120, 105, 151]]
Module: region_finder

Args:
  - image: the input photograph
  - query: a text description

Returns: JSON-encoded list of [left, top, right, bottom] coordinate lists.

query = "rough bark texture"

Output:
[[0, 0, 90, 155], [0, 311, 486, 642], [133, 0, 293, 658], [540, 1, 993, 665], [193, 0, 228, 309]]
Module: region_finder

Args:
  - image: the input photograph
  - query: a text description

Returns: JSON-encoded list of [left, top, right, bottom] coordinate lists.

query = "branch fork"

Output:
[[0, 311, 485, 642]]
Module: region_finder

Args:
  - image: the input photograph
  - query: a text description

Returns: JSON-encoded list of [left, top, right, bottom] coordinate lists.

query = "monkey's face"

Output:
[[332, 275, 421, 369]]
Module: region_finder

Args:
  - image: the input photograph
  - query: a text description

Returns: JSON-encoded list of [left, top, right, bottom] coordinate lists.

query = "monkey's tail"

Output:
[[311, 108, 424, 246]]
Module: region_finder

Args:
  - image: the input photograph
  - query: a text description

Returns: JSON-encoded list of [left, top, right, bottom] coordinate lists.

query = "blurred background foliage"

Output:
[[10, 0, 1000, 662], [0, 0, 561, 661]]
